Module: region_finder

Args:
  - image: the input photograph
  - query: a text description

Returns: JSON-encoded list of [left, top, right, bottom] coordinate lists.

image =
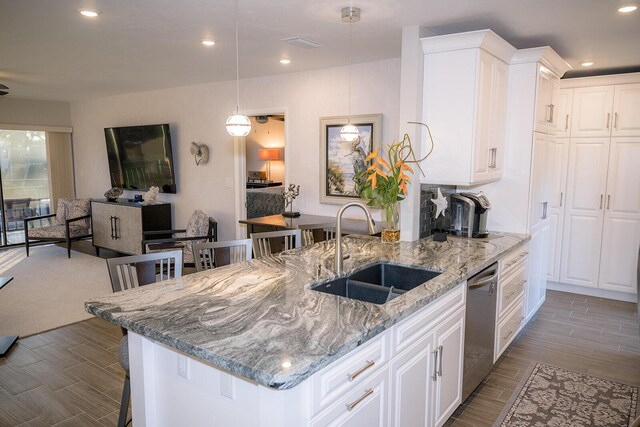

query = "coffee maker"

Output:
[[449, 192, 491, 238]]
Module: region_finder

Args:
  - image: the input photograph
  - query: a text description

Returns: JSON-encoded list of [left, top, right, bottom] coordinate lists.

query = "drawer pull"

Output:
[[503, 329, 514, 340], [506, 290, 516, 299], [348, 360, 375, 382], [346, 388, 373, 412]]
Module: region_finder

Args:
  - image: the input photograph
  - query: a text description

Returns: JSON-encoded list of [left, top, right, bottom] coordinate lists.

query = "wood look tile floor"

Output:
[[0, 290, 638, 426], [446, 290, 640, 427]]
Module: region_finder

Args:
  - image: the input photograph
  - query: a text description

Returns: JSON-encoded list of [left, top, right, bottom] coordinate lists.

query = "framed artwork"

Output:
[[319, 114, 382, 205]]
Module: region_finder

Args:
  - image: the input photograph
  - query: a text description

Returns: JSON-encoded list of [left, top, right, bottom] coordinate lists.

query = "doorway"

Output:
[[0, 129, 51, 246]]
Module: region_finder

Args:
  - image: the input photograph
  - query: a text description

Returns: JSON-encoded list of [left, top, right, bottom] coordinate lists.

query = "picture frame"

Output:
[[319, 114, 382, 205]]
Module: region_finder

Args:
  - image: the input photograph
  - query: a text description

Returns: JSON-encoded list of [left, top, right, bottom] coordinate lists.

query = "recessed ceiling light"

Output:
[[78, 8, 100, 17], [201, 39, 216, 46], [618, 5, 638, 12], [280, 59, 291, 64], [581, 61, 594, 67]]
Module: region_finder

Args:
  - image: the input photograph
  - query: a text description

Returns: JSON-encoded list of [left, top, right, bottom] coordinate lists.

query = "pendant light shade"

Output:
[[226, 0, 251, 137], [340, 124, 359, 142], [226, 114, 251, 137]]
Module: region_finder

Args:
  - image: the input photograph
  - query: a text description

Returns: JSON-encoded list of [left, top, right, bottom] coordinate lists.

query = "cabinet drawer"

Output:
[[310, 366, 389, 427], [497, 266, 527, 320], [499, 246, 528, 278], [311, 334, 389, 417], [391, 284, 465, 356], [495, 299, 525, 361]]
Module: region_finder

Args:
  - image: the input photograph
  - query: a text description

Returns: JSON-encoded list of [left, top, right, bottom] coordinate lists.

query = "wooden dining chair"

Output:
[[105, 250, 182, 427], [250, 229, 302, 258], [193, 239, 252, 272]]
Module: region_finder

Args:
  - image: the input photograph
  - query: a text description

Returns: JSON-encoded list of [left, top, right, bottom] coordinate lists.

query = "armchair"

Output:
[[142, 209, 217, 266], [24, 198, 92, 258]]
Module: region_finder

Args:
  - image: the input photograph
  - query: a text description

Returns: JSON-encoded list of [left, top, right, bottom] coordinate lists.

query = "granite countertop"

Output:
[[85, 232, 529, 390]]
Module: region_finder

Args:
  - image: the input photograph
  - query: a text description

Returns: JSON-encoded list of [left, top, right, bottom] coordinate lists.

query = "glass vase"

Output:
[[381, 202, 400, 243]]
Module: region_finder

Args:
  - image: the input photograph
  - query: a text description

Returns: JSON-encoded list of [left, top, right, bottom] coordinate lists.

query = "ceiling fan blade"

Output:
[[0, 91, 8, 96], [0, 84, 8, 90]]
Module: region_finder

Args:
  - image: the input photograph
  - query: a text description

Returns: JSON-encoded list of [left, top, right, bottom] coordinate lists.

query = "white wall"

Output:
[[70, 59, 400, 240], [0, 98, 71, 127]]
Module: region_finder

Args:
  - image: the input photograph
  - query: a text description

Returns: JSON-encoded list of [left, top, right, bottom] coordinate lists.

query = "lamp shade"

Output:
[[258, 148, 280, 161], [340, 124, 359, 142], [226, 114, 251, 136]]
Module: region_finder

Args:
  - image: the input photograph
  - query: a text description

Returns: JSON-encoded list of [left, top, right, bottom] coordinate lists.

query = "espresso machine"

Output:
[[449, 192, 491, 238]]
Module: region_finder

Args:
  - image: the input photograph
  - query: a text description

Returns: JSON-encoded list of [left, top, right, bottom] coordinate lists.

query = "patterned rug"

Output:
[[495, 363, 639, 427]]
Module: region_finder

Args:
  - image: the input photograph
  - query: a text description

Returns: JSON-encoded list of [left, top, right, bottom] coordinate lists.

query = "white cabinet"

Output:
[[613, 83, 640, 136], [554, 89, 573, 137], [421, 30, 514, 185], [534, 66, 560, 134], [571, 86, 615, 137], [546, 138, 569, 281], [598, 138, 640, 293]]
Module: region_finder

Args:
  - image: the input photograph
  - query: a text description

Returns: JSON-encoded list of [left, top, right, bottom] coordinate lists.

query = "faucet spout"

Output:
[[335, 202, 377, 275]]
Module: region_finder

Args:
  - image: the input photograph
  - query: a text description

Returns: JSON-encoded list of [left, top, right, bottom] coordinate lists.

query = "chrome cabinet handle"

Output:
[[565, 114, 569, 131], [607, 195, 611, 210], [614, 112, 618, 129], [432, 348, 439, 382], [437, 345, 444, 377], [606, 113, 611, 129], [546, 104, 552, 123], [503, 329, 514, 340], [346, 388, 373, 411], [600, 194, 604, 209], [348, 360, 375, 382], [560, 192, 564, 207], [506, 289, 516, 299], [549, 104, 555, 124], [541, 202, 548, 219]]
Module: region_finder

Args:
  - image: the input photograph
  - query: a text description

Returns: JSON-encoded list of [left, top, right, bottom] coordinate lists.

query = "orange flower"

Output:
[[367, 172, 378, 189], [365, 150, 378, 162]]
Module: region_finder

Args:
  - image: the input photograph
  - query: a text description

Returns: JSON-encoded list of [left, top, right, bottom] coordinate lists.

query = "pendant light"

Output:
[[340, 7, 360, 142], [226, 0, 251, 137]]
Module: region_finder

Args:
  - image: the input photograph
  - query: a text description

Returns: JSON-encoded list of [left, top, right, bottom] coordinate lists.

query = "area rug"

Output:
[[495, 363, 639, 426], [0, 244, 113, 337]]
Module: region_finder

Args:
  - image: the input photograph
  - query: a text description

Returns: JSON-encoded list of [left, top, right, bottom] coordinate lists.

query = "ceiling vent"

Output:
[[281, 36, 323, 49]]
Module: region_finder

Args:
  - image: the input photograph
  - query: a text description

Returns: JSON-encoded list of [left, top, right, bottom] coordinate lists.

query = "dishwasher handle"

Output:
[[467, 264, 499, 290]]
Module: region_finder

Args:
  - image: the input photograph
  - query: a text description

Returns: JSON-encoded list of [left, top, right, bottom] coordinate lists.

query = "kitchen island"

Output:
[[86, 233, 528, 427]]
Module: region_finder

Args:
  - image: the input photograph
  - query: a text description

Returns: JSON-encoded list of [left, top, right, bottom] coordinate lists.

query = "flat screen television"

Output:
[[104, 123, 176, 193]]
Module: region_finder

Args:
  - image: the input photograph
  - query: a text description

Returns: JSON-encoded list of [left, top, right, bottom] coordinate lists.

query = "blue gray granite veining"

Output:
[[85, 233, 529, 390]]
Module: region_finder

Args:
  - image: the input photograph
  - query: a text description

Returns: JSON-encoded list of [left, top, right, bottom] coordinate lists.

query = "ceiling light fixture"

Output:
[[340, 6, 361, 143], [226, 0, 251, 137], [78, 8, 100, 17], [581, 61, 594, 67], [280, 59, 291, 64], [618, 5, 638, 12], [201, 39, 216, 46]]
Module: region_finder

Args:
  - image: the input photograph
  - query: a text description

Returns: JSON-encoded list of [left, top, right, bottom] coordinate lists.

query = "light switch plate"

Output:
[[177, 354, 190, 379]]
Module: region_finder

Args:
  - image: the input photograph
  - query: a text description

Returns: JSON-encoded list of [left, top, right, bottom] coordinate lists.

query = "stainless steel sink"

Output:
[[311, 262, 441, 305]]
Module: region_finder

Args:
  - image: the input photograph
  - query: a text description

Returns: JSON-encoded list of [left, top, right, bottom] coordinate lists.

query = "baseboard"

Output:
[[547, 281, 637, 303]]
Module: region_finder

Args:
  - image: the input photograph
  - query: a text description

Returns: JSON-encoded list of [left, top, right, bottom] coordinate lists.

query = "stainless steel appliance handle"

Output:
[[468, 273, 498, 289]]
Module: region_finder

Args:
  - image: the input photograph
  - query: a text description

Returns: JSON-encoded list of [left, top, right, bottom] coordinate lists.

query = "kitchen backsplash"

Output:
[[419, 184, 457, 238]]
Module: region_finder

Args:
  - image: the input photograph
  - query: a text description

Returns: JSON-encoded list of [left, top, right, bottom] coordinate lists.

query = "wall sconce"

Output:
[[258, 148, 280, 182], [190, 142, 209, 166]]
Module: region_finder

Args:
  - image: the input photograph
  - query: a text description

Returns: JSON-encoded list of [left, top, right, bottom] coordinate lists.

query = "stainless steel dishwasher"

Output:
[[462, 262, 498, 402]]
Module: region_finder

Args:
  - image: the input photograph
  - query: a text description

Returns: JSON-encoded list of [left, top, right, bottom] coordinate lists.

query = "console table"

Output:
[[91, 200, 172, 255]]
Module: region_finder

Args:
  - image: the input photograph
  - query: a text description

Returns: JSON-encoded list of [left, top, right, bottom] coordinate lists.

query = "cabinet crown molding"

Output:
[[421, 29, 516, 64], [560, 72, 640, 88], [510, 47, 572, 77]]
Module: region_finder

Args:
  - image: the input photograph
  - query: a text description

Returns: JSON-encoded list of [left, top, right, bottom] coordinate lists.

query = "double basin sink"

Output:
[[311, 262, 441, 305]]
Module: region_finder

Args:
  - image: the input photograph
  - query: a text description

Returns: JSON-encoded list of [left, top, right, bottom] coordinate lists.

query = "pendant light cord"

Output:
[[235, 0, 240, 114], [347, 19, 352, 124]]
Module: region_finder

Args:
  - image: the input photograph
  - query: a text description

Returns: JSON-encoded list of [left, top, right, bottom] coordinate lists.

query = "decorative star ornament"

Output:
[[431, 187, 448, 219]]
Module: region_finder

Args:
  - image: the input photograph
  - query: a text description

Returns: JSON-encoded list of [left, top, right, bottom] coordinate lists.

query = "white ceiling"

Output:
[[1, 0, 639, 102]]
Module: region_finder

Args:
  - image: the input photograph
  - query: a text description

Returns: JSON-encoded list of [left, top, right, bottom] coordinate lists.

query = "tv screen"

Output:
[[104, 124, 176, 194]]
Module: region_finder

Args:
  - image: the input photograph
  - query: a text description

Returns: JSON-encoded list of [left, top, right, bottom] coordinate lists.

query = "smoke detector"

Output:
[[281, 36, 323, 49]]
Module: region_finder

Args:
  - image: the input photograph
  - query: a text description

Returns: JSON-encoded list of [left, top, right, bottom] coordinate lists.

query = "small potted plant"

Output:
[[355, 122, 433, 243]]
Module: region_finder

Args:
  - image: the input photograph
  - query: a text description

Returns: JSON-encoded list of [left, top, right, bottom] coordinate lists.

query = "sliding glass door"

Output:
[[0, 130, 51, 246]]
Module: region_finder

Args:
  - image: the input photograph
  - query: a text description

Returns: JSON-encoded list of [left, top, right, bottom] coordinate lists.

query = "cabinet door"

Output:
[[488, 58, 508, 180], [548, 76, 562, 133], [534, 66, 552, 133], [114, 206, 143, 254], [612, 83, 640, 136], [598, 138, 640, 293], [91, 202, 114, 248], [559, 138, 610, 287], [432, 307, 465, 427], [472, 51, 494, 183], [529, 134, 549, 231], [554, 89, 573, 137], [546, 138, 570, 281], [571, 86, 615, 137], [389, 334, 435, 427]]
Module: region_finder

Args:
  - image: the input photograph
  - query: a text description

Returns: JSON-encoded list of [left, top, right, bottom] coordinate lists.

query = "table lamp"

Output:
[[258, 148, 280, 182]]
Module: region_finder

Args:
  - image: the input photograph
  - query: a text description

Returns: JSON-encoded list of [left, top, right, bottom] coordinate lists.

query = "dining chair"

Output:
[[250, 229, 302, 258], [300, 226, 336, 246], [106, 250, 183, 427], [193, 239, 252, 272]]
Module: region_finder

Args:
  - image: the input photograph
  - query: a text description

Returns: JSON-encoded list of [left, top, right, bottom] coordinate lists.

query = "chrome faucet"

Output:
[[335, 202, 378, 275]]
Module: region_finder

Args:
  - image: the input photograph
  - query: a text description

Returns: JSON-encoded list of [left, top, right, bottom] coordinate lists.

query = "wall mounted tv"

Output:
[[104, 124, 176, 193]]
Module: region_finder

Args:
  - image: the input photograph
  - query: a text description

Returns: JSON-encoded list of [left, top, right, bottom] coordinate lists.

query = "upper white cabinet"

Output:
[[554, 89, 573, 137], [421, 30, 515, 186], [534, 66, 561, 134], [569, 82, 640, 138]]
